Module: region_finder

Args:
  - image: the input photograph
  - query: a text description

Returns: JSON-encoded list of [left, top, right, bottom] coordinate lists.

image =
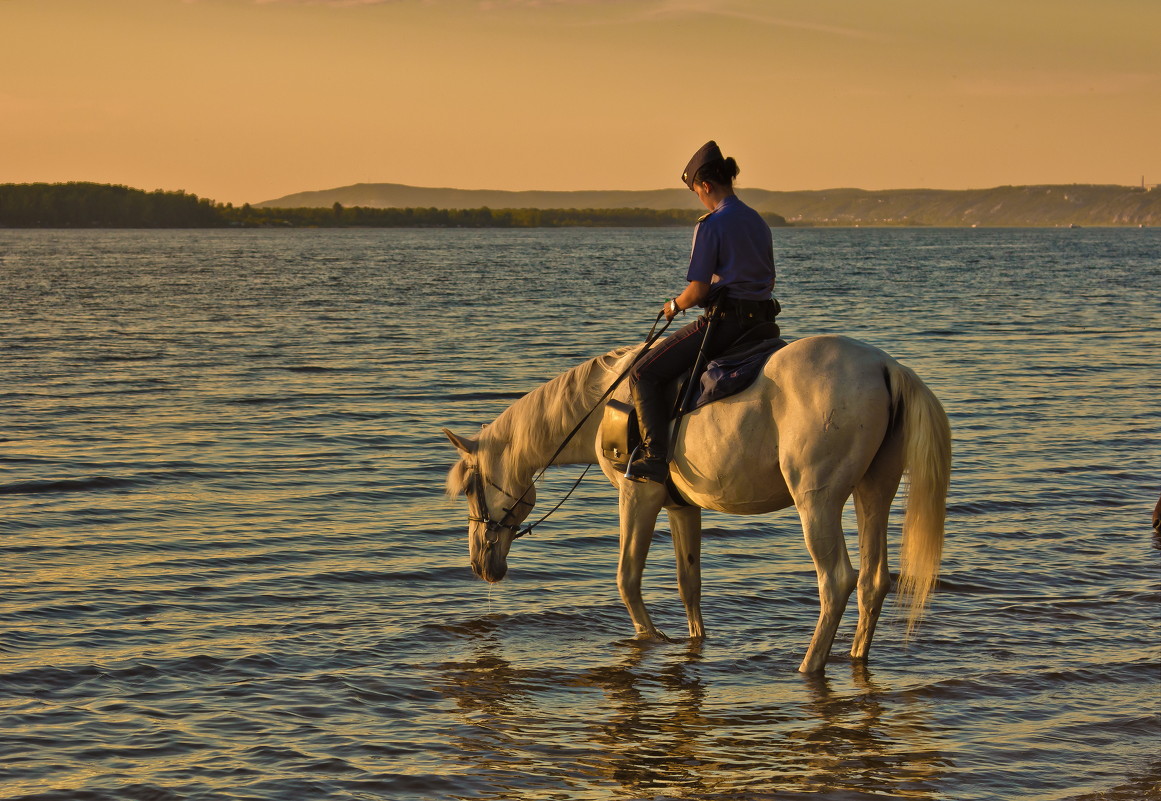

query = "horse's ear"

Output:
[[443, 428, 478, 455]]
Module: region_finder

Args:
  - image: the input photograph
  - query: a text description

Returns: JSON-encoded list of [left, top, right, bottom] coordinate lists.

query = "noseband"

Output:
[[466, 467, 533, 545]]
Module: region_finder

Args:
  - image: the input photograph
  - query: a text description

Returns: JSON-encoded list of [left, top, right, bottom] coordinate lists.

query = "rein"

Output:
[[474, 310, 673, 541]]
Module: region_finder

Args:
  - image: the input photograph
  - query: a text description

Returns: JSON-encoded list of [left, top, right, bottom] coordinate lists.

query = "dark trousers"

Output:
[[630, 298, 778, 388], [627, 298, 778, 470]]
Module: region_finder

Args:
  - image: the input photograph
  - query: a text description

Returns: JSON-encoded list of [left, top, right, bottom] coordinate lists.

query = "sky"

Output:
[[3, 0, 1159, 205]]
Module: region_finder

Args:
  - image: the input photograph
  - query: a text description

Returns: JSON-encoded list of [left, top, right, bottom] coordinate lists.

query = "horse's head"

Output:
[[444, 428, 536, 583]]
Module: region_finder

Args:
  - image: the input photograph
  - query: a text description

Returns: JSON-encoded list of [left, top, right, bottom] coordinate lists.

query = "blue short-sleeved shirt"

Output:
[[686, 195, 775, 302]]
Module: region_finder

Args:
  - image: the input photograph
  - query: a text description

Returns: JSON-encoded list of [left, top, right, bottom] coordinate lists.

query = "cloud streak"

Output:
[[625, 0, 886, 41], [234, 0, 886, 41], [240, 0, 627, 6]]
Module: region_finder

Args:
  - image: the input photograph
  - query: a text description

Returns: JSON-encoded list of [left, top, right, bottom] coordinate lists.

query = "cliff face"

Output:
[[747, 186, 1161, 227], [257, 183, 1161, 226]]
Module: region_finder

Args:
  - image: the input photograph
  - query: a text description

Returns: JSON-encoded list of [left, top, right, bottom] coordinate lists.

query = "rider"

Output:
[[626, 140, 779, 484]]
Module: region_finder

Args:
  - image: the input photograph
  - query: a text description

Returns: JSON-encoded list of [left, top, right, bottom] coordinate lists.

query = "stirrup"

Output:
[[624, 446, 668, 484], [623, 445, 643, 479]]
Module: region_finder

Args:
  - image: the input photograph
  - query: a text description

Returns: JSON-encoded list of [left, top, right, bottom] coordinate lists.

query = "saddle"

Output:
[[600, 322, 788, 466]]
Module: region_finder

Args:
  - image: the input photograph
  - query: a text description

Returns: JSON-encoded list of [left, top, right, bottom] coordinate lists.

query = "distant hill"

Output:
[[257, 182, 1161, 227], [256, 184, 701, 213], [759, 185, 1161, 227]]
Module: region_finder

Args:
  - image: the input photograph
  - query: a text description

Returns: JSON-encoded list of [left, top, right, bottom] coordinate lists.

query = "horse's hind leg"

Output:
[[852, 443, 902, 661], [795, 494, 858, 674], [667, 505, 704, 639]]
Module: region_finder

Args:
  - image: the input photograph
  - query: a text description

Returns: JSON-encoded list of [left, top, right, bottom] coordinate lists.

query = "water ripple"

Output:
[[0, 228, 1157, 801]]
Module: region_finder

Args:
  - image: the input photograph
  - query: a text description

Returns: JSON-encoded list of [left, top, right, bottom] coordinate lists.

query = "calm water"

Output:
[[1, 227, 1158, 801]]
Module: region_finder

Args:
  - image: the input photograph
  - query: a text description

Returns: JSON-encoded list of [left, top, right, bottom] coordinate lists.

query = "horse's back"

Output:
[[673, 335, 896, 513], [765, 334, 892, 388]]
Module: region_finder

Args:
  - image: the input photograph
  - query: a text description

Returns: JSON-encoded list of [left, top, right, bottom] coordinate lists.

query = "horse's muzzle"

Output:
[[470, 533, 511, 583], [477, 560, 508, 583], [472, 551, 509, 583]]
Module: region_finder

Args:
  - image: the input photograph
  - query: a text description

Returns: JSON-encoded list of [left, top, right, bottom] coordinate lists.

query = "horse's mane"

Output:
[[482, 344, 640, 479]]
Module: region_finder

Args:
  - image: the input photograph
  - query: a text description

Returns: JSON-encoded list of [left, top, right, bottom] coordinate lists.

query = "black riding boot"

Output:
[[626, 380, 670, 484]]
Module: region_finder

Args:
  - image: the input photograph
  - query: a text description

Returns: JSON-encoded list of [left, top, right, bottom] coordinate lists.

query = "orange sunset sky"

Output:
[[4, 0, 1159, 206]]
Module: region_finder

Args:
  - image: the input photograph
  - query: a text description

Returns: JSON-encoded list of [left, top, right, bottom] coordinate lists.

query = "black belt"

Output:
[[712, 297, 780, 321]]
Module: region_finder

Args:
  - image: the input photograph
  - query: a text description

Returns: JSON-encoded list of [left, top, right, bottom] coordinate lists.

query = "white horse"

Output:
[[445, 334, 951, 674]]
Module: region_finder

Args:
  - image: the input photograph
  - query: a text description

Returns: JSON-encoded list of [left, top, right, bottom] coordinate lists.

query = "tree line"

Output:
[[0, 183, 789, 228], [0, 183, 221, 228]]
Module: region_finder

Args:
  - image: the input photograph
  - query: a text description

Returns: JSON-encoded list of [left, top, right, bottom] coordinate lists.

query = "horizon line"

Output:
[[4, 180, 1157, 206]]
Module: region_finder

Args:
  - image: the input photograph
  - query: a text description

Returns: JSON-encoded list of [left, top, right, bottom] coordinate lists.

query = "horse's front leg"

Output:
[[617, 480, 669, 641], [667, 505, 704, 639]]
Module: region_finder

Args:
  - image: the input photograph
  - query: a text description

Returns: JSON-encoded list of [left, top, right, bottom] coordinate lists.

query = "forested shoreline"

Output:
[[1, 183, 222, 228], [5, 181, 1156, 228], [0, 183, 787, 228]]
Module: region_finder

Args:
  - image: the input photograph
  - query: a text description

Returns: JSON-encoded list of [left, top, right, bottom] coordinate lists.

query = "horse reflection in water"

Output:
[[445, 335, 951, 674], [436, 630, 946, 799]]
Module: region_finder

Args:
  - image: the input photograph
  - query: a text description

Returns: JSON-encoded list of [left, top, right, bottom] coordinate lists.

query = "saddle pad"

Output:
[[693, 337, 788, 409]]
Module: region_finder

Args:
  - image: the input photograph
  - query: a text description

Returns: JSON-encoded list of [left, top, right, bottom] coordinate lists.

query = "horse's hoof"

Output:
[[797, 659, 828, 675]]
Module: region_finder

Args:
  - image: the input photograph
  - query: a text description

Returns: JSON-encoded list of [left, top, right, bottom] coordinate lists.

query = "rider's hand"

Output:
[[667, 281, 708, 322]]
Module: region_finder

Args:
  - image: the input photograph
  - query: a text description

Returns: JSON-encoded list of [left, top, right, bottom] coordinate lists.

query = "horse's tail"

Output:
[[886, 359, 952, 636]]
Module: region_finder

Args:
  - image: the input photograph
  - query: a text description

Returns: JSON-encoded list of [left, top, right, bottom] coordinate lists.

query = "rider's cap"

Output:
[[682, 140, 724, 189]]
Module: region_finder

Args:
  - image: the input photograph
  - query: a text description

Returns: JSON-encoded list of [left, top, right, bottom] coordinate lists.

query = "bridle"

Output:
[[465, 466, 535, 544]]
